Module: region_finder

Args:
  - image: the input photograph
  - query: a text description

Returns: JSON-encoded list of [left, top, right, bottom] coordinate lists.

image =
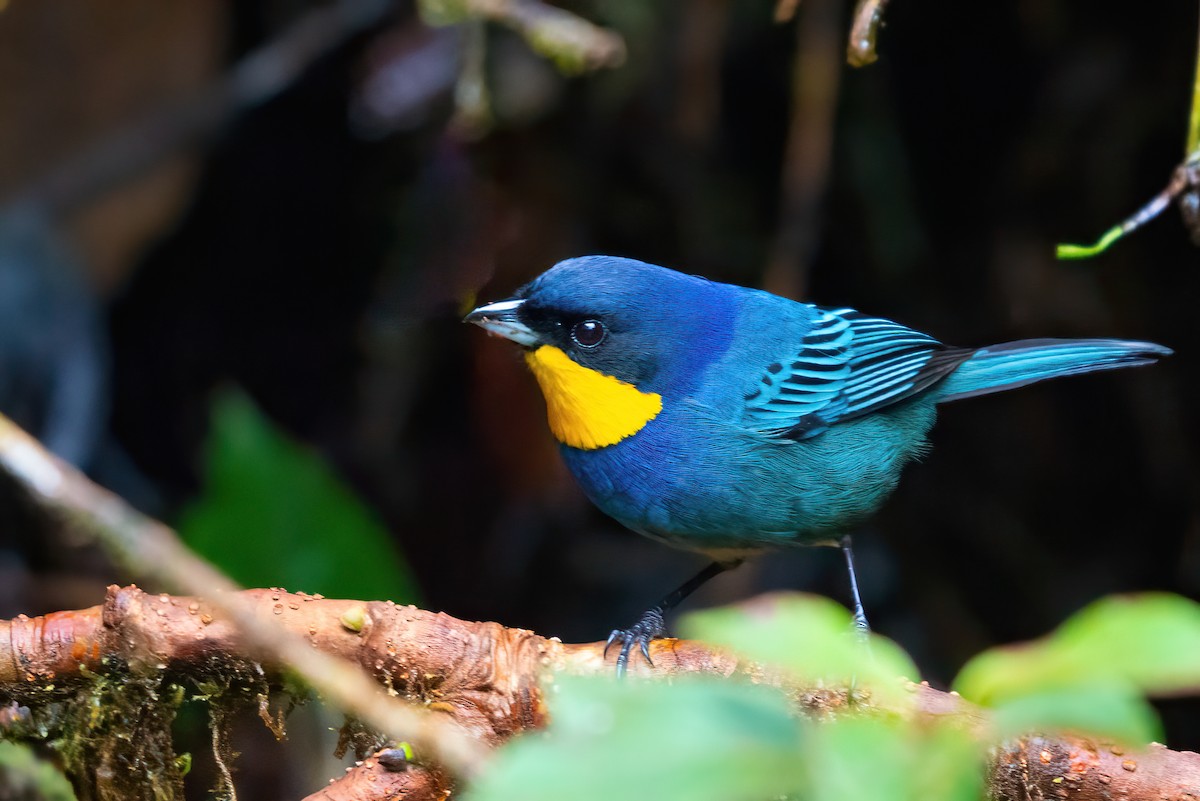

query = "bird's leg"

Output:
[[840, 535, 870, 639], [606, 560, 737, 677]]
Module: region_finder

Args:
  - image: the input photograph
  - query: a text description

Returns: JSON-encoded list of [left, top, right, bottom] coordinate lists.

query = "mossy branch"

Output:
[[1, 587, 1199, 801]]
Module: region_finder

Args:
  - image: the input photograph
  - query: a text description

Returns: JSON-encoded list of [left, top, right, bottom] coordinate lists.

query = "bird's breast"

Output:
[[523, 345, 663, 451], [557, 403, 798, 548], [558, 396, 940, 553]]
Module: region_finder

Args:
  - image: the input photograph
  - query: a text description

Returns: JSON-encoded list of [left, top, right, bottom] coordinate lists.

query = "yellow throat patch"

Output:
[[524, 345, 662, 450]]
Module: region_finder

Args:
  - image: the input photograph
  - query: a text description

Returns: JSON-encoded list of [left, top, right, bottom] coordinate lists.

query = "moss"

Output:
[[2, 658, 289, 801], [50, 665, 187, 801], [334, 716, 388, 762]]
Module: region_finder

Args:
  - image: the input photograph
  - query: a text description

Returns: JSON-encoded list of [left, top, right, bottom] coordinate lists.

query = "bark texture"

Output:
[[2, 585, 1199, 801]]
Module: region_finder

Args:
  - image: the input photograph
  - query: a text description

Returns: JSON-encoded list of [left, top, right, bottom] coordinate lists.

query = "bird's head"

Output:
[[465, 256, 735, 450]]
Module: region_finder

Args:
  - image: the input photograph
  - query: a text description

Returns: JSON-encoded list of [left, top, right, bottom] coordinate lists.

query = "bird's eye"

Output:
[[571, 319, 607, 348]]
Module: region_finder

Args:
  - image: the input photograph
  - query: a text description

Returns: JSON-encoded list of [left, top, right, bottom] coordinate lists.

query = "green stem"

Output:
[[1188, 5, 1200, 155], [1056, 226, 1125, 260]]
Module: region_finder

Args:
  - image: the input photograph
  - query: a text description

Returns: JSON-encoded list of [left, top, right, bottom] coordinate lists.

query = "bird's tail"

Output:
[[935, 338, 1172, 403]]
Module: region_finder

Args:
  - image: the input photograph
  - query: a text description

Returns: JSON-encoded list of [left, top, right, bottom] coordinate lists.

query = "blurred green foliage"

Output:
[[956, 593, 1200, 703], [955, 593, 1200, 745], [987, 685, 1161, 744], [465, 592, 1200, 801], [464, 677, 808, 801], [177, 389, 418, 603], [0, 742, 77, 801], [681, 593, 918, 706]]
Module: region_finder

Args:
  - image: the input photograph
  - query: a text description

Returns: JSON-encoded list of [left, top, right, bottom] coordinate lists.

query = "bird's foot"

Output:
[[604, 607, 666, 678], [850, 607, 871, 642], [845, 606, 874, 706]]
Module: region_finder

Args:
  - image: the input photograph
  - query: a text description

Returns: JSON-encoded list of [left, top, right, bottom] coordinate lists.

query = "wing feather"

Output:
[[742, 307, 974, 439]]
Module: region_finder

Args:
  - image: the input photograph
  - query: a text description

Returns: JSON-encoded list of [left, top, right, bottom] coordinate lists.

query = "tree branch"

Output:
[[301, 758, 446, 801], [2, 586, 1199, 801]]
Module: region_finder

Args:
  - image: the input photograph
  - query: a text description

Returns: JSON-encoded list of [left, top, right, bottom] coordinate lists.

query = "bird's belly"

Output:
[[559, 400, 936, 554]]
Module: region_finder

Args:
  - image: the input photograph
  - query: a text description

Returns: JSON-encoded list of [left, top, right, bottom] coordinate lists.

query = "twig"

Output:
[[0, 413, 489, 779], [847, 0, 892, 67], [419, 0, 625, 74], [1056, 160, 1200, 259], [1187, 6, 1200, 157]]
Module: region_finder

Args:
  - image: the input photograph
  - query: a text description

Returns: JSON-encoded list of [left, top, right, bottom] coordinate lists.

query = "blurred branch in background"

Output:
[[419, 0, 624, 75], [774, 0, 893, 67], [764, 0, 843, 299], [358, 0, 625, 138], [0, 411, 489, 779], [0, 212, 106, 471], [2, 0, 625, 220], [2, 0, 396, 220], [452, 21, 494, 137], [764, 0, 890, 317]]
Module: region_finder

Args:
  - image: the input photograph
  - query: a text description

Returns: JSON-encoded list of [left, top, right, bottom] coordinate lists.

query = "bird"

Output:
[[465, 255, 1171, 674]]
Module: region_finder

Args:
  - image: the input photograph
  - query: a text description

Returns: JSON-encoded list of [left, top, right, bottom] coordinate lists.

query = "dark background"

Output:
[[0, 0, 1196, 796]]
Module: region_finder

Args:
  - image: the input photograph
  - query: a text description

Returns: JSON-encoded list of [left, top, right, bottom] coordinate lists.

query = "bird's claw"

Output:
[[604, 608, 666, 677], [850, 608, 870, 642]]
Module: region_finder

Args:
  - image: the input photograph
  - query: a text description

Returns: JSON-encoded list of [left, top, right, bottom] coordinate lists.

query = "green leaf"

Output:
[[804, 717, 984, 801], [806, 718, 908, 801], [955, 593, 1200, 705], [464, 676, 806, 801], [1054, 594, 1200, 689], [679, 593, 919, 705], [990, 684, 1162, 744], [916, 724, 989, 801], [177, 388, 417, 602]]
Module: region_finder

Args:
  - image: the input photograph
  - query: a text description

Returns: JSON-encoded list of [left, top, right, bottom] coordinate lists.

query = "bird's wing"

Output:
[[742, 307, 974, 439]]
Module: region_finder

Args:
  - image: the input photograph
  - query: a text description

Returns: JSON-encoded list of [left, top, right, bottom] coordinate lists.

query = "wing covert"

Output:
[[742, 307, 973, 439]]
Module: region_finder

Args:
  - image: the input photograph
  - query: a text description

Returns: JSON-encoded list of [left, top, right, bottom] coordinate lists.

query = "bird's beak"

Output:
[[463, 298, 540, 347]]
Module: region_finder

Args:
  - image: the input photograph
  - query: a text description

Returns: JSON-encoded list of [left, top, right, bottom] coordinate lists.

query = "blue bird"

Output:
[[465, 255, 1171, 673]]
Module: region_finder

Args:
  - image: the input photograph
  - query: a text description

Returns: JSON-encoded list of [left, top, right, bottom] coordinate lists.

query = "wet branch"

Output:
[[2, 586, 1200, 801]]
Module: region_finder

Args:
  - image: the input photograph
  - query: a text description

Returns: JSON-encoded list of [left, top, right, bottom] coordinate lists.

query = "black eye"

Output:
[[571, 319, 607, 348]]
